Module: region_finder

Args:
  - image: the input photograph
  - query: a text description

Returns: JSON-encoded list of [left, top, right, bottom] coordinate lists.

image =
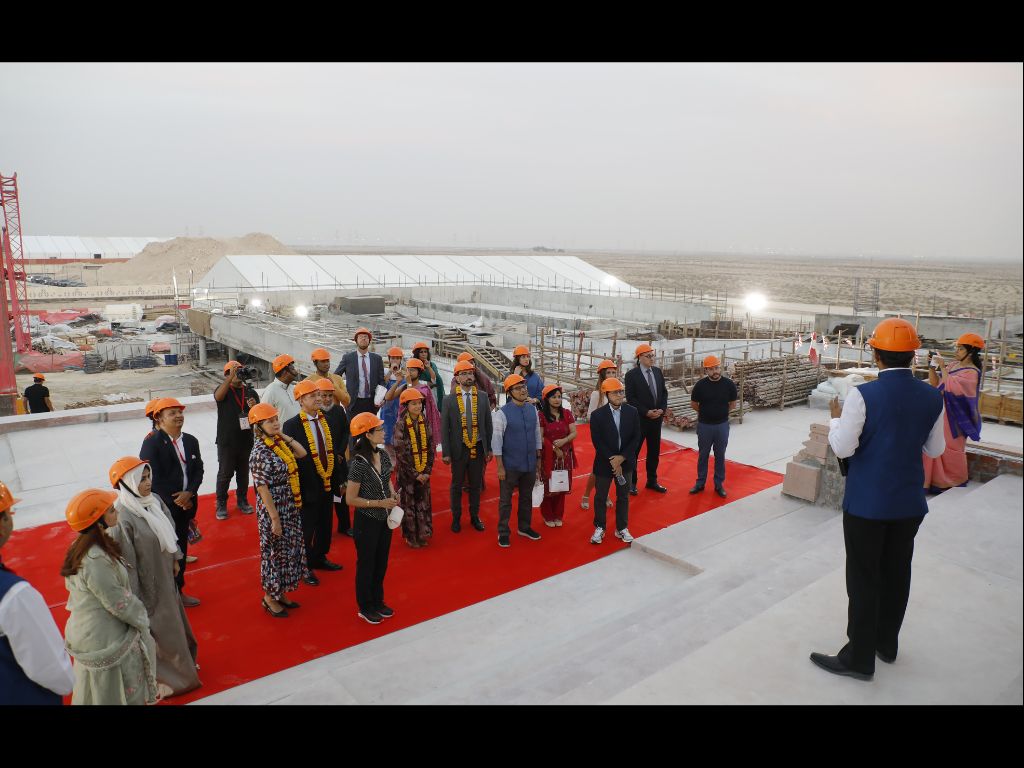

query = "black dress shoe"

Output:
[[451, 518, 462, 533], [645, 482, 668, 493], [629, 486, 639, 496], [278, 597, 301, 609], [809, 652, 872, 681], [714, 487, 727, 498], [689, 485, 704, 494], [470, 516, 485, 532], [303, 572, 320, 587], [312, 559, 343, 572], [876, 650, 897, 664]]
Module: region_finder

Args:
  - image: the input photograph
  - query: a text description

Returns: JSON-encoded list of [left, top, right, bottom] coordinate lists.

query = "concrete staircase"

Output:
[[196, 476, 1023, 705]]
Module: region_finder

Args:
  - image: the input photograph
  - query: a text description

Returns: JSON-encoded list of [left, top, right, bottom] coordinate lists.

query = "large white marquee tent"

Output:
[[24, 235, 170, 260]]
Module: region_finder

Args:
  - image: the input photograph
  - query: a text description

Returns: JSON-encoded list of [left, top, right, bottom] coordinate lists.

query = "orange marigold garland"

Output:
[[405, 415, 429, 473], [455, 384, 479, 458], [301, 412, 335, 491], [265, 435, 302, 509]]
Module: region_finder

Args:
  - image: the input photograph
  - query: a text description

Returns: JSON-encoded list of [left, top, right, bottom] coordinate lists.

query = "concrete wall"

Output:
[[814, 313, 989, 341]]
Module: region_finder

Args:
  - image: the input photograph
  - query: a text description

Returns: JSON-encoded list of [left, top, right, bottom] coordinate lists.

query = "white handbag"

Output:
[[548, 457, 570, 494], [387, 505, 405, 530], [531, 479, 546, 508], [373, 384, 389, 407]]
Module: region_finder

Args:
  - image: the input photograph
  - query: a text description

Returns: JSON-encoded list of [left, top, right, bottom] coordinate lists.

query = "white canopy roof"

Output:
[[23, 236, 169, 259]]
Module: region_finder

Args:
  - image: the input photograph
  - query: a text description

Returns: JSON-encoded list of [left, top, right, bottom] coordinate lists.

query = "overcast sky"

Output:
[[2, 62, 1021, 260]]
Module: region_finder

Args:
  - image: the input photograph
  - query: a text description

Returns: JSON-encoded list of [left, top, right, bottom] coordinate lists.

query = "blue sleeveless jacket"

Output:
[[0, 567, 63, 705], [843, 369, 943, 521], [500, 401, 538, 473]]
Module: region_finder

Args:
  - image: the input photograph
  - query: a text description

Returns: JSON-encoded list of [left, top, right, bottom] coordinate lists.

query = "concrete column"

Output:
[[226, 346, 236, 361], [198, 337, 208, 367]]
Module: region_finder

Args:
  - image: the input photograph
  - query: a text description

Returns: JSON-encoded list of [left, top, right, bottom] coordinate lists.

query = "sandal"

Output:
[[580, 496, 590, 510], [262, 597, 288, 618], [278, 597, 301, 609]]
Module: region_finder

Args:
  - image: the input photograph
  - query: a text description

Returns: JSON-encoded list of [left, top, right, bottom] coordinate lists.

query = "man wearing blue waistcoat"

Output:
[[491, 374, 543, 548], [811, 317, 945, 681]]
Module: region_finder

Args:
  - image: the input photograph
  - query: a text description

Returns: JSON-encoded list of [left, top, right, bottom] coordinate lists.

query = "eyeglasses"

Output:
[[642, 353, 657, 359]]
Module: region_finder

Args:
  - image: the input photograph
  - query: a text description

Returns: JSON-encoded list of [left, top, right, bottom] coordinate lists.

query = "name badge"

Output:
[[239, 417, 251, 431]]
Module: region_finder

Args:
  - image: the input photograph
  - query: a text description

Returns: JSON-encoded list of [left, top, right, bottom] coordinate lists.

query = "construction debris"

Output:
[[64, 395, 145, 410], [733, 356, 825, 408]]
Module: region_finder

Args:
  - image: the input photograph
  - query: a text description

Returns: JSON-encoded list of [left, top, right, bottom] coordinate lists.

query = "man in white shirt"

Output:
[[0, 481, 75, 704], [262, 354, 301, 424]]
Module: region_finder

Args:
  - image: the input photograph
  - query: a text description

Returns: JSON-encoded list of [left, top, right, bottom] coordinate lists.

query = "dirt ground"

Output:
[[16, 366, 213, 411]]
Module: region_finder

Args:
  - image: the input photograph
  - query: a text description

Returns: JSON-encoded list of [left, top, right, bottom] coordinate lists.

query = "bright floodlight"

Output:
[[250, 298, 262, 308], [295, 304, 309, 318], [744, 292, 767, 312]]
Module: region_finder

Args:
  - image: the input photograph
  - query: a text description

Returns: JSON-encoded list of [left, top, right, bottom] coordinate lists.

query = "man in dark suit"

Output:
[[139, 397, 204, 607], [624, 343, 669, 494], [440, 360, 494, 533], [315, 378, 352, 536], [589, 377, 641, 544], [284, 380, 346, 586], [334, 327, 386, 420]]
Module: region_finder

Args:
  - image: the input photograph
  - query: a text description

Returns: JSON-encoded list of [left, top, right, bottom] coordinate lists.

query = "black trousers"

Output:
[[838, 512, 924, 675], [451, 450, 486, 521], [497, 466, 536, 536], [335, 500, 352, 533], [354, 512, 392, 612], [300, 486, 334, 566], [168, 505, 191, 591], [215, 441, 252, 507], [347, 397, 377, 420], [593, 471, 632, 533], [637, 417, 663, 485]]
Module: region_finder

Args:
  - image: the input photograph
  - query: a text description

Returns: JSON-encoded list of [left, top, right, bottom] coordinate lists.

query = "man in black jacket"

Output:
[[213, 360, 260, 520], [139, 397, 204, 606], [315, 378, 352, 536], [588, 377, 641, 545], [624, 343, 668, 494], [283, 380, 345, 585], [440, 360, 494, 533]]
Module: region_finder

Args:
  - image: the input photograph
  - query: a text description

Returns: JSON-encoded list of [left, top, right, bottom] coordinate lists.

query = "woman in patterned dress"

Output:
[[392, 388, 435, 547], [248, 403, 308, 618]]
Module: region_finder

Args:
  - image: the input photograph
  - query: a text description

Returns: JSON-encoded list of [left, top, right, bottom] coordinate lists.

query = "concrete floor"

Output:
[[3, 401, 1021, 705]]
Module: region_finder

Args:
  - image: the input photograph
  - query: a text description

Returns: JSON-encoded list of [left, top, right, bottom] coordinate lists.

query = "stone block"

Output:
[[801, 439, 830, 460], [782, 461, 821, 502], [795, 450, 823, 467], [809, 422, 831, 437]]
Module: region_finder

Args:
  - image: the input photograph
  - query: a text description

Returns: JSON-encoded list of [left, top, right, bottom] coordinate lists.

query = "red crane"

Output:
[[1, 172, 30, 414]]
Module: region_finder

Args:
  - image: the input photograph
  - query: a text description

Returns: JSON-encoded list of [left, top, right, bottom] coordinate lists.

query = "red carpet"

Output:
[[4, 425, 781, 704]]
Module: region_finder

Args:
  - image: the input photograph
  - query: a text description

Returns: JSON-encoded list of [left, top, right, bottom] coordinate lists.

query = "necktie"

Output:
[[613, 408, 621, 451], [645, 367, 657, 400], [312, 415, 327, 459], [361, 355, 369, 397]]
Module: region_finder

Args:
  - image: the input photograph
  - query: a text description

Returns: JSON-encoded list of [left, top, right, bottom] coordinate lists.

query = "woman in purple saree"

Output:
[[923, 333, 985, 492]]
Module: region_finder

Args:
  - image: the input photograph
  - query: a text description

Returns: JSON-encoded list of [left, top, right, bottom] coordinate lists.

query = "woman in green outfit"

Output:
[[61, 488, 159, 706], [412, 342, 446, 415]]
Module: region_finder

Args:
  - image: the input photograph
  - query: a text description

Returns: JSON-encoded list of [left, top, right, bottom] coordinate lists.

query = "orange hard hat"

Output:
[[33, 373, 46, 381], [311, 348, 331, 361], [868, 318, 920, 353], [247, 402, 279, 424], [293, 380, 319, 400], [600, 377, 625, 393], [272, 354, 296, 373], [703, 355, 721, 368], [635, 343, 655, 358], [457, 352, 475, 362], [541, 384, 563, 400], [387, 346, 404, 358], [412, 341, 430, 352], [152, 398, 185, 416], [223, 360, 241, 373], [454, 360, 475, 374], [353, 327, 373, 341], [512, 345, 530, 357], [314, 378, 336, 392], [65, 488, 118, 532], [0, 480, 21, 514], [957, 333, 985, 350], [597, 360, 617, 371], [109, 456, 147, 488], [406, 358, 425, 370], [503, 374, 526, 390], [350, 412, 384, 437], [400, 388, 425, 404], [144, 399, 160, 417]]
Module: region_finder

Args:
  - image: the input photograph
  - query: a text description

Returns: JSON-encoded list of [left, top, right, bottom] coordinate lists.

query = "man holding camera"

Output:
[[213, 361, 261, 519]]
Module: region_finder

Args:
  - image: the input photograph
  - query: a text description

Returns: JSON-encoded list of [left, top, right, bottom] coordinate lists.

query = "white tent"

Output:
[[195, 253, 635, 293], [23, 235, 170, 259]]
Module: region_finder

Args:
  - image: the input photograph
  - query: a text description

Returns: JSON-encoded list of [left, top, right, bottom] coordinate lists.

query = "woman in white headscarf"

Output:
[[109, 456, 201, 697]]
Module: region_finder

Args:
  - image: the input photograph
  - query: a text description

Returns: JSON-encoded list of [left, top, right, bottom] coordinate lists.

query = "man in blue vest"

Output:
[[0, 481, 75, 704], [491, 374, 543, 548], [810, 317, 945, 681]]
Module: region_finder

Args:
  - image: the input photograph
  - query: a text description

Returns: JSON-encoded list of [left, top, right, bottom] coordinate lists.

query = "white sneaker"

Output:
[[614, 528, 634, 543], [590, 527, 604, 544], [554, 520, 563, 527], [544, 520, 557, 528]]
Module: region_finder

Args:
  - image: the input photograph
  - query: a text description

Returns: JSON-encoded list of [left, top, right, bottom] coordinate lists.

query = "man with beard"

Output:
[[213, 360, 260, 520], [688, 356, 738, 498], [335, 328, 386, 420]]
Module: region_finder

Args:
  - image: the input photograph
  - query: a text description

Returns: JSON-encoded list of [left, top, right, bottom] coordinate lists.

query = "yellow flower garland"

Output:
[[455, 384, 479, 458], [405, 415, 429, 473], [264, 435, 302, 509], [302, 412, 335, 491]]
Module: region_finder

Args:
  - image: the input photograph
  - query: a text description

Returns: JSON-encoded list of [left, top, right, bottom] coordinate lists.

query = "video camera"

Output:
[[235, 365, 260, 381]]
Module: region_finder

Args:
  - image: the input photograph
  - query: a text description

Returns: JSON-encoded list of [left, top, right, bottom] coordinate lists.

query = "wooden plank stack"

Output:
[[733, 356, 825, 408]]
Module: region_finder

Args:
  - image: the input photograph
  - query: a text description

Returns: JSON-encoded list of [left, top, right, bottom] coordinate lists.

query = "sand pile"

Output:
[[97, 233, 295, 285]]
